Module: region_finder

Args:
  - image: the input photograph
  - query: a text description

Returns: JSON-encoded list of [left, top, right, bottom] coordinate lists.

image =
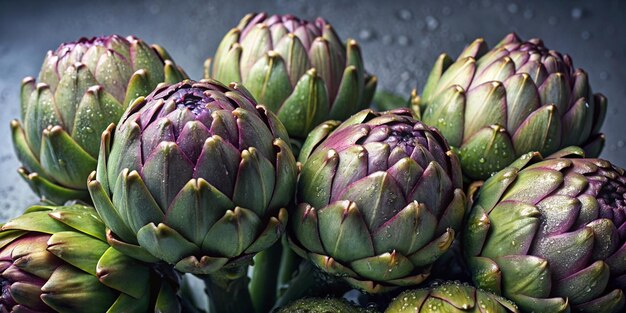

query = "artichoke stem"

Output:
[[203, 267, 254, 313], [277, 237, 303, 297], [272, 262, 351, 311], [250, 242, 282, 313]]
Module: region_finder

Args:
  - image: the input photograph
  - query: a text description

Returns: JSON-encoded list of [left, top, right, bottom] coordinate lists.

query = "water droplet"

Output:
[[571, 7, 584, 20], [382, 35, 393, 45], [398, 9, 413, 21], [425, 16, 439, 31], [507, 3, 518, 13], [617, 140, 624, 148], [400, 71, 411, 81], [442, 6, 452, 16], [359, 29, 374, 41], [397, 35, 410, 46]]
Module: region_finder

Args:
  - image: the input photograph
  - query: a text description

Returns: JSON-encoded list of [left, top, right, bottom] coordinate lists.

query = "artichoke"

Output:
[[11, 35, 187, 204], [0, 204, 184, 313], [206, 12, 377, 140], [385, 281, 519, 313], [87, 80, 297, 275], [464, 147, 626, 313], [413, 33, 607, 181], [289, 108, 466, 293], [277, 297, 374, 313]]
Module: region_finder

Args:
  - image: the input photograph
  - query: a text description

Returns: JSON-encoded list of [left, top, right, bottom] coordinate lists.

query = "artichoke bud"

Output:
[[11, 35, 188, 204], [291, 108, 465, 293], [277, 297, 374, 313], [88, 80, 297, 275], [0, 204, 186, 313], [209, 12, 377, 141], [385, 281, 519, 312], [418, 33, 608, 181], [464, 149, 626, 313]]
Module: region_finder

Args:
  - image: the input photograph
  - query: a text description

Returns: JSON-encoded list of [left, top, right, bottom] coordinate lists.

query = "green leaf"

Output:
[[111, 170, 165, 234], [201, 207, 262, 258], [136, 223, 198, 265], [277, 69, 329, 138], [41, 265, 117, 313], [371, 201, 436, 255], [48, 231, 108, 276], [232, 148, 275, 217], [97, 247, 150, 299], [463, 81, 507, 142], [239, 24, 272, 81], [245, 52, 292, 113], [318, 201, 374, 262], [71, 87, 124, 157], [350, 252, 414, 281], [459, 125, 516, 180], [166, 179, 234, 246]]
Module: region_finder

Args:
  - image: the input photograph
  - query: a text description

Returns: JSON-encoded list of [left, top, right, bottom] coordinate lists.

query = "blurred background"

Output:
[[1, 0, 624, 220]]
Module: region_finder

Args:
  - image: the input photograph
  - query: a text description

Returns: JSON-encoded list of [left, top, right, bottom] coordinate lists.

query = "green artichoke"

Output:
[[414, 33, 607, 181], [289, 109, 466, 293], [464, 147, 626, 313], [87, 79, 297, 275], [385, 281, 519, 313], [0, 204, 185, 313], [11, 35, 187, 204], [277, 297, 374, 313], [206, 12, 377, 140]]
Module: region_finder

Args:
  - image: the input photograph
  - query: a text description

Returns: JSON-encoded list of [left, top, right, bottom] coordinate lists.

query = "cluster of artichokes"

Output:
[[4, 10, 621, 313]]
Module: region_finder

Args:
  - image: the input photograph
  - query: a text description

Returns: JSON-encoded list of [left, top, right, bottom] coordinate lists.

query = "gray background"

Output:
[[1, 0, 624, 221]]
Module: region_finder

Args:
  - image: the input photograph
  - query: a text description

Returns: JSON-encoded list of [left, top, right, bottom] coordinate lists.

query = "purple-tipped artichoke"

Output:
[[11, 35, 187, 204], [385, 281, 519, 313], [0, 204, 186, 313], [414, 33, 607, 181], [464, 147, 626, 313], [289, 109, 466, 293], [87, 80, 297, 275], [206, 12, 377, 140]]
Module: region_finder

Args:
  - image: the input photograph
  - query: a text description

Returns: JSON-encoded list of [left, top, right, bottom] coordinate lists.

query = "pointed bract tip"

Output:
[[22, 77, 36, 84], [87, 85, 102, 94], [35, 83, 50, 90], [10, 119, 21, 128]]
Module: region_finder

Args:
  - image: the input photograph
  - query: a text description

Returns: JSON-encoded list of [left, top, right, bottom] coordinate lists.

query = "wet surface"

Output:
[[1, 0, 625, 219]]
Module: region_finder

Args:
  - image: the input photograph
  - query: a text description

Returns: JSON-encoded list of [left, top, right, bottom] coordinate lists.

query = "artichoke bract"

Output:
[[0, 204, 184, 313], [10, 35, 187, 204], [414, 33, 607, 181], [87, 80, 297, 275], [206, 12, 377, 140], [290, 109, 466, 293], [385, 281, 519, 313], [464, 147, 626, 313]]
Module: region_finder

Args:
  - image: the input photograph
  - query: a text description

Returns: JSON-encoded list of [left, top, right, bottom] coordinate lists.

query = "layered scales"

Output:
[[291, 109, 465, 293], [88, 80, 297, 275]]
